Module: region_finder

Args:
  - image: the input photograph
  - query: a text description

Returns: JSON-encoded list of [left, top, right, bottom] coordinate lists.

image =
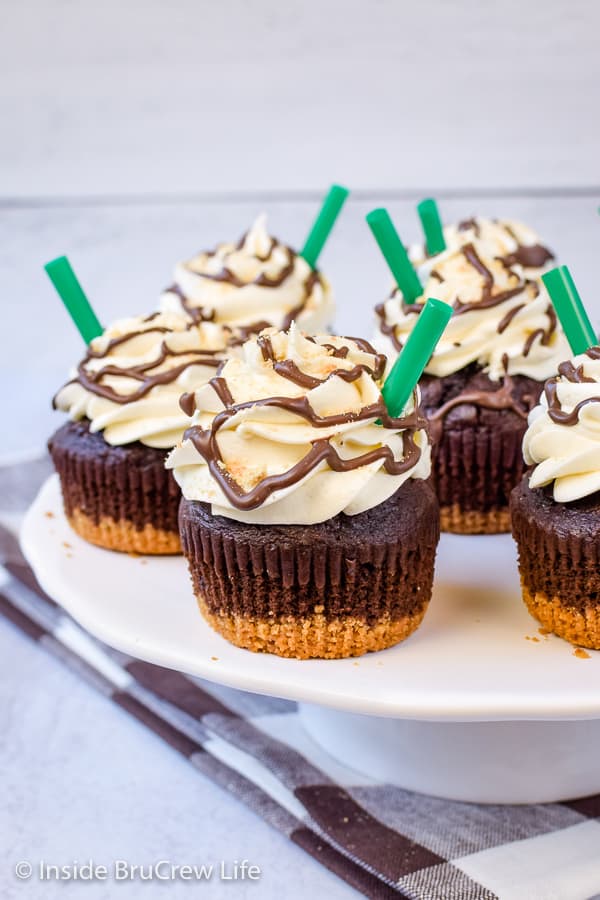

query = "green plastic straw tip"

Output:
[[366, 208, 422, 303], [417, 197, 446, 256], [542, 265, 596, 355], [382, 298, 453, 417], [44, 256, 103, 345], [300, 184, 350, 269]]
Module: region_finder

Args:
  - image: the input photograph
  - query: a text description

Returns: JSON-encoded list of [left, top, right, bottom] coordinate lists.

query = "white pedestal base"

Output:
[[299, 704, 600, 804]]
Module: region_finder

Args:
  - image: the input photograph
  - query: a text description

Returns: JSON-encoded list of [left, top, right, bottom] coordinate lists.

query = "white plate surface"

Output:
[[20, 475, 600, 721]]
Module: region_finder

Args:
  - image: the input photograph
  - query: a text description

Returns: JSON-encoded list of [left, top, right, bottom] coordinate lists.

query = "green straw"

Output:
[[541, 265, 596, 355], [44, 256, 103, 344], [417, 197, 446, 255], [366, 208, 422, 303], [382, 298, 453, 417], [300, 184, 349, 269]]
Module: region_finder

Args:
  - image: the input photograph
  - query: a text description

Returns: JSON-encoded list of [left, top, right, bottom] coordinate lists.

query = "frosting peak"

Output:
[[54, 312, 235, 448], [524, 348, 600, 502], [166, 326, 431, 524], [160, 215, 334, 334], [375, 241, 569, 381], [410, 216, 555, 277]]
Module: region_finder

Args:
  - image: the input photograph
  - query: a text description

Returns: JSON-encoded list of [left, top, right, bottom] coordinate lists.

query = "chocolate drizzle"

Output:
[[457, 217, 480, 236], [166, 232, 325, 333], [182, 337, 426, 511], [256, 334, 387, 388], [163, 284, 216, 325], [456, 218, 554, 270], [377, 241, 557, 359], [544, 350, 600, 426], [427, 375, 533, 444], [499, 223, 554, 269], [451, 244, 529, 315], [54, 316, 231, 407], [497, 303, 525, 334]]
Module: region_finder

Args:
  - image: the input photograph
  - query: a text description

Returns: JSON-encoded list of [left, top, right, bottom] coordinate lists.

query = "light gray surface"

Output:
[[0, 624, 357, 900], [2, 190, 600, 899], [2, 0, 600, 196], [2, 193, 599, 455]]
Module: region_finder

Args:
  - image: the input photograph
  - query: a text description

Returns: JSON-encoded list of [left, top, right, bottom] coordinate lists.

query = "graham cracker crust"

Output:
[[440, 504, 511, 535], [522, 584, 600, 650], [67, 508, 181, 555], [197, 596, 426, 659]]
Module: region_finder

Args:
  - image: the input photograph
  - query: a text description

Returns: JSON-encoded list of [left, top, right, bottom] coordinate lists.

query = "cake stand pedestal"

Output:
[[298, 706, 600, 803], [21, 476, 600, 804]]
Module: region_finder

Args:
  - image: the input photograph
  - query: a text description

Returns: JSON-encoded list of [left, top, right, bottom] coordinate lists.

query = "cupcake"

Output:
[[49, 312, 234, 554], [410, 215, 555, 279], [374, 242, 570, 534], [511, 347, 600, 649], [160, 214, 334, 336], [167, 325, 438, 659]]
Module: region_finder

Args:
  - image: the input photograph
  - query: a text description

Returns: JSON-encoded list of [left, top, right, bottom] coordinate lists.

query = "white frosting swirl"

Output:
[[524, 351, 600, 502], [167, 325, 431, 525], [409, 216, 554, 278], [160, 214, 334, 333], [374, 243, 569, 381], [54, 312, 235, 449]]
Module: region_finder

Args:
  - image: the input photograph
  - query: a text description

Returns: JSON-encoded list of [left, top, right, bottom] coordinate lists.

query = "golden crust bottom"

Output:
[[67, 508, 181, 555], [197, 596, 427, 659], [522, 584, 600, 650], [439, 504, 511, 535]]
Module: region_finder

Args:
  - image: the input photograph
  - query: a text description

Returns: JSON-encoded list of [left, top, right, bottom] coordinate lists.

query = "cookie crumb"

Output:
[[62, 541, 72, 549], [573, 648, 591, 660], [210, 656, 219, 661], [45, 511, 55, 519]]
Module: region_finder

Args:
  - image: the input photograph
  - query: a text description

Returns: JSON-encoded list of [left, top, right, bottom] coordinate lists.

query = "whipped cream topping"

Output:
[[54, 312, 235, 449], [167, 325, 431, 525], [160, 214, 334, 334], [375, 242, 569, 381], [410, 216, 555, 278], [524, 348, 600, 502]]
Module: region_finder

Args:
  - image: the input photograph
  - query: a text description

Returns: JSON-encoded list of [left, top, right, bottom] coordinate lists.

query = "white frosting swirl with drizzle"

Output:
[[167, 325, 431, 525], [54, 312, 235, 448], [409, 215, 555, 279], [374, 242, 569, 381], [160, 214, 334, 333], [524, 349, 600, 502]]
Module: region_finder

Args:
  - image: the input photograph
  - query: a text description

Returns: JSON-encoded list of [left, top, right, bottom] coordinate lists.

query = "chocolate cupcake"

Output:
[[410, 215, 555, 279], [374, 242, 569, 534], [167, 326, 438, 659], [160, 214, 334, 336], [49, 312, 234, 554], [511, 348, 600, 649]]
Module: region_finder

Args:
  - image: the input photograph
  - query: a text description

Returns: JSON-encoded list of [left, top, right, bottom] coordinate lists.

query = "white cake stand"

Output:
[[21, 475, 600, 804]]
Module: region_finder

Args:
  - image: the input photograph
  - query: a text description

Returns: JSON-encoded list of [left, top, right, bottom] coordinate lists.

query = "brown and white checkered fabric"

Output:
[[2, 457, 600, 900]]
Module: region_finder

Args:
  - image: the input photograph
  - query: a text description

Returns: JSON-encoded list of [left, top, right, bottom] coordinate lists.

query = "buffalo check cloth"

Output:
[[2, 456, 600, 900]]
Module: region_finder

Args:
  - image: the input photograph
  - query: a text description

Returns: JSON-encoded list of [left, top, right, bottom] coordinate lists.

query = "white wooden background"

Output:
[[2, 4, 600, 898], [2, 0, 600, 197]]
